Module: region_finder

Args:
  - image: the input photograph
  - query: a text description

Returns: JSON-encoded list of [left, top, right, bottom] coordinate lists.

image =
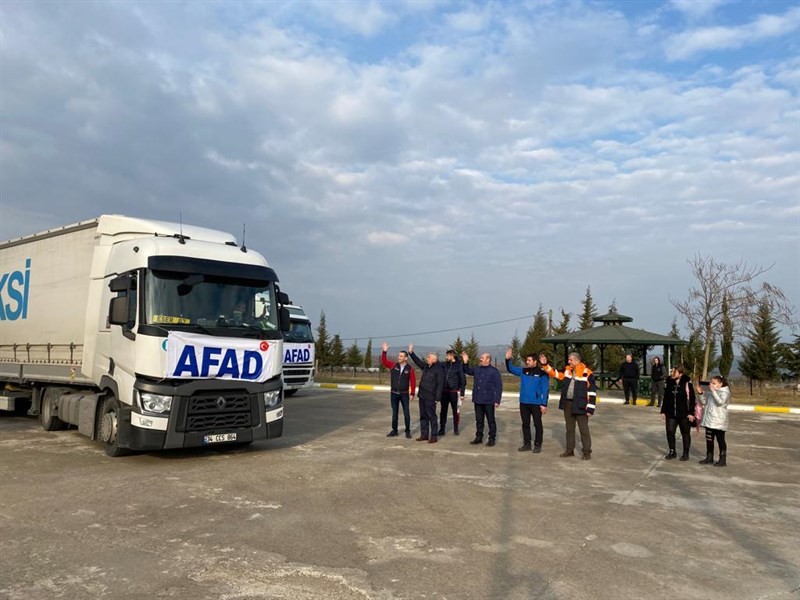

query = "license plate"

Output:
[[203, 433, 237, 444]]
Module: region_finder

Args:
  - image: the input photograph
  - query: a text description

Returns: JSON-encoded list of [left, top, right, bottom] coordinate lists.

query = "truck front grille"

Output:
[[181, 392, 257, 433], [283, 365, 312, 385]]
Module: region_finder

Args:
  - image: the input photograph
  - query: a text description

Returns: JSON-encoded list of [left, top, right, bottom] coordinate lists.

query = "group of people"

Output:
[[381, 342, 731, 465], [618, 354, 667, 407], [380, 343, 597, 459], [660, 365, 731, 466]]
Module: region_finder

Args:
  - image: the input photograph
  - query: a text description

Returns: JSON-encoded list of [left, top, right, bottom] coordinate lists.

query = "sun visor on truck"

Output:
[[147, 256, 279, 283]]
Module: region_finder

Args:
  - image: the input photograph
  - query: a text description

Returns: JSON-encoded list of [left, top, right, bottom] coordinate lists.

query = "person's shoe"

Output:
[[679, 451, 690, 461], [453, 427, 460, 436], [518, 444, 532, 452], [469, 437, 483, 445], [532, 445, 542, 454], [656, 402, 661, 408], [559, 450, 575, 457], [486, 439, 496, 447], [581, 452, 591, 460], [623, 400, 629, 405], [428, 437, 438, 444], [437, 428, 445, 437], [648, 401, 655, 407], [415, 435, 429, 442], [386, 431, 398, 437], [699, 453, 714, 464], [664, 450, 677, 460], [714, 452, 727, 467]]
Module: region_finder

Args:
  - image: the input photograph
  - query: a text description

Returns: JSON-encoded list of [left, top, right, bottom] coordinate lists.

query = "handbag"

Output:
[[688, 382, 703, 431]]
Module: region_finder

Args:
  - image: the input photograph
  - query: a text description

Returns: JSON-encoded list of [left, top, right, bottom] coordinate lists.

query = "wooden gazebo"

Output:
[[541, 308, 687, 388]]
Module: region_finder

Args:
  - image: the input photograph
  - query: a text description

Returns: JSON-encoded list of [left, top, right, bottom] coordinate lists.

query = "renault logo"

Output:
[[215, 396, 227, 410]]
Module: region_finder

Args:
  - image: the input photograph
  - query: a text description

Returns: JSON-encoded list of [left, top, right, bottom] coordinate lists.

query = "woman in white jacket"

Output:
[[697, 375, 730, 467]]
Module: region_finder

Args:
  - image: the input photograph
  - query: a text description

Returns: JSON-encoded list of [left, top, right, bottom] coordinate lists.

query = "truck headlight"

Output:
[[263, 390, 281, 408], [137, 391, 173, 414]]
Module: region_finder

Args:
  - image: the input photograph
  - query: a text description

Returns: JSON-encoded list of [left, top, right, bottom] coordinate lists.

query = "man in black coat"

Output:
[[439, 349, 466, 436], [619, 354, 640, 406], [408, 344, 445, 443]]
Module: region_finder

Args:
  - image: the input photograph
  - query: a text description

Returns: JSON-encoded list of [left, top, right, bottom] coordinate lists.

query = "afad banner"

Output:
[[166, 331, 278, 383]]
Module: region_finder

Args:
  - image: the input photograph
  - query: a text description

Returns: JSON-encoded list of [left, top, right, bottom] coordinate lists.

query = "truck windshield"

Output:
[[143, 271, 279, 337], [284, 320, 314, 343]]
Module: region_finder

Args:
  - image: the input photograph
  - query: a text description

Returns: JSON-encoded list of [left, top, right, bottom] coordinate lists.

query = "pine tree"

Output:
[[329, 334, 346, 367], [316, 311, 330, 367], [509, 331, 522, 364], [521, 305, 549, 359], [363, 339, 373, 369], [464, 333, 480, 365], [553, 309, 571, 335], [739, 301, 781, 385], [450, 335, 465, 356], [719, 294, 734, 378], [346, 340, 363, 370], [679, 330, 705, 379], [779, 335, 800, 380], [577, 288, 597, 367]]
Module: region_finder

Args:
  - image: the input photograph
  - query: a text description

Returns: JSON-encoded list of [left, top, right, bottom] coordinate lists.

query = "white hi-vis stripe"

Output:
[[573, 376, 589, 382], [588, 391, 597, 397], [587, 403, 596, 410]]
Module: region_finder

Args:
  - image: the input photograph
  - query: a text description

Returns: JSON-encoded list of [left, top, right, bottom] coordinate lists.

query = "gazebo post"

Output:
[[643, 346, 648, 376]]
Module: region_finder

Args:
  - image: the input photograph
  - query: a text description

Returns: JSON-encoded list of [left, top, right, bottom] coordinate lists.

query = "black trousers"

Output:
[[439, 390, 460, 432], [519, 404, 544, 446], [705, 427, 727, 454], [390, 392, 411, 434], [623, 379, 639, 403], [418, 396, 438, 438], [666, 417, 691, 453], [474, 403, 497, 440]]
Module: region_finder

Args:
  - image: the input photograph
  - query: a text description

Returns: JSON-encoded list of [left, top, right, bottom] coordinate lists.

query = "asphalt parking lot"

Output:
[[1, 388, 798, 600]]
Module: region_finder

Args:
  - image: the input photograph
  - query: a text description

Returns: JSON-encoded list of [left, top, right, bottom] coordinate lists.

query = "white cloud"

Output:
[[367, 231, 408, 245], [670, 0, 728, 21], [665, 6, 800, 60]]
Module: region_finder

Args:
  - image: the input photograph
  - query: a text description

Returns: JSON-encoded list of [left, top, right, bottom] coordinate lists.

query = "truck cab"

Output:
[[281, 305, 315, 396]]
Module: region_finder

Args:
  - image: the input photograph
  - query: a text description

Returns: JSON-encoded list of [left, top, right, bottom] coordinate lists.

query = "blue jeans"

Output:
[[390, 393, 411, 434]]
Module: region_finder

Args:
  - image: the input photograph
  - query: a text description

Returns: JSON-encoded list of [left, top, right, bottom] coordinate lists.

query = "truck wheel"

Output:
[[40, 387, 67, 431], [284, 389, 297, 397], [98, 397, 131, 457]]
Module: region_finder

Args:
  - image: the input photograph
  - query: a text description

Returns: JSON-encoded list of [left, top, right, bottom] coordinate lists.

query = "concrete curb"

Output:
[[312, 382, 800, 415]]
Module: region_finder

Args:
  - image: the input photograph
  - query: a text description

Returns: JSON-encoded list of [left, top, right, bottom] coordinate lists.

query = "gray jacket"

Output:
[[699, 386, 730, 431]]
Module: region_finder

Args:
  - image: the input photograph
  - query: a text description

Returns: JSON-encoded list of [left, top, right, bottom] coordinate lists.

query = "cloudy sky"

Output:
[[1, 0, 798, 349]]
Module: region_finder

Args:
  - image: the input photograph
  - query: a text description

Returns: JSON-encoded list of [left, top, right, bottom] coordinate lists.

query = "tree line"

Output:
[[312, 255, 798, 388]]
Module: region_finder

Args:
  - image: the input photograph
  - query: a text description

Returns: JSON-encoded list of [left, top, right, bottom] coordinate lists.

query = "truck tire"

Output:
[[284, 389, 298, 397], [40, 387, 68, 431], [98, 396, 131, 457]]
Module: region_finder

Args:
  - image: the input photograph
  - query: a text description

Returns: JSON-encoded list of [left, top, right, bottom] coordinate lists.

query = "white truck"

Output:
[[281, 304, 315, 396], [0, 215, 287, 456]]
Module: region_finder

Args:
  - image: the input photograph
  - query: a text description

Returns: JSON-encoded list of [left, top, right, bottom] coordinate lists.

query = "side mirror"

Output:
[[279, 307, 290, 333], [109, 296, 130, 326], [109, 275, 133, 292], [277, 291, 290, 305]]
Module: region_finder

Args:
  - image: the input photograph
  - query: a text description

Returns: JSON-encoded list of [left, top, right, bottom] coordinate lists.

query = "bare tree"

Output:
[[671, 254, 795, 380]]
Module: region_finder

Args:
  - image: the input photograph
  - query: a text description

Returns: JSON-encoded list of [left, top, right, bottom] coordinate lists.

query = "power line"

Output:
[[340, 313, 537, 342]]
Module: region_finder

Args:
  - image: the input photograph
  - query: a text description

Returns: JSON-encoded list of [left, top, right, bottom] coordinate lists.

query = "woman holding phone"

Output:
[[661, 365, 696, 460], [696, 376, 731, 467]]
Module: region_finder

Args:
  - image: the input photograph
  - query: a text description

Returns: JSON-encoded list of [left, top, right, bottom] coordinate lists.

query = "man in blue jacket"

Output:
[[505, 348, 549, 453], [461, 351, 503, 447]]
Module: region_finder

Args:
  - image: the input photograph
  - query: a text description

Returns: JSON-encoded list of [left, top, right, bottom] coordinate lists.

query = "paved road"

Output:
[[1, 389, 798, 599]]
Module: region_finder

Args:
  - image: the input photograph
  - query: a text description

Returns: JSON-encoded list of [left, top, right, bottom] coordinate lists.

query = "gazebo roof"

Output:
[[542, 324, 687, 346], [593, 310, 633, 324]]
